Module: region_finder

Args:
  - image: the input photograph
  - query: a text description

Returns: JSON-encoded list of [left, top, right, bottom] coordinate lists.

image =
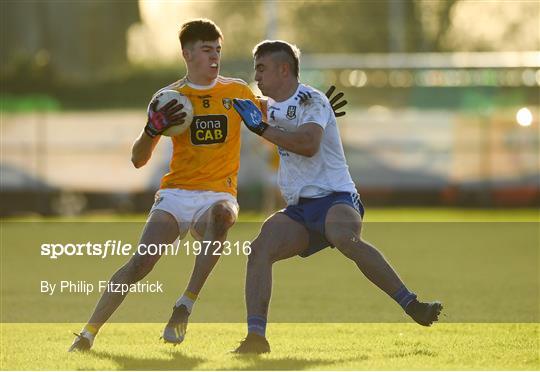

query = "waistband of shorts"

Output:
[[159, 188, 236, 199], [297, 191, 352, 205]]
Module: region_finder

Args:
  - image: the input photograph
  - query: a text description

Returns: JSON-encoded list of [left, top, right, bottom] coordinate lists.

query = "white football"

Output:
[[152, 89, 194, 136]]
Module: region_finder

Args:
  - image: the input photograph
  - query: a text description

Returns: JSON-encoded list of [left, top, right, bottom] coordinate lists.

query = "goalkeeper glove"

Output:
[[233, 99, 269, 136], [144, 99, 186, 138], [296, 86, 348, 118], [325, 85, 348, 117]]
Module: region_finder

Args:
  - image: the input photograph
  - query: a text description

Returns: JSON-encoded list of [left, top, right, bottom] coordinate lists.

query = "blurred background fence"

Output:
[[1, 0, 538, 216]]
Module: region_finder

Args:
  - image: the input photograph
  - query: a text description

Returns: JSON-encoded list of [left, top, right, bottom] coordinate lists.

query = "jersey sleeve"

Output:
[[147, 79, 184, 114], [299, 92, 331, 130]]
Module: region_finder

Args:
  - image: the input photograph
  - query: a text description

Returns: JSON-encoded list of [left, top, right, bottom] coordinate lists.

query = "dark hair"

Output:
[[253, 40, 300, 78], [179, 19, 223, 49]]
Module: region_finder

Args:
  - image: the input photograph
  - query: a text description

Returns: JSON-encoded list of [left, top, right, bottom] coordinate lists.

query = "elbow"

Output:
[[303, 144, 320, 158], [298, 133, 320, 157], [131, 157, 147, 169]]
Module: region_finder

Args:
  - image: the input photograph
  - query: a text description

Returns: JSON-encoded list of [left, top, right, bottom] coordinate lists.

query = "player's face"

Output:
[[254, 54, 283, 98], [183, 39, 222, 84]]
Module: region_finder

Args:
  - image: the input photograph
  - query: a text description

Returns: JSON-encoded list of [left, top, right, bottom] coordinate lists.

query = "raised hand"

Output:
[[325, 85, 348, 118]]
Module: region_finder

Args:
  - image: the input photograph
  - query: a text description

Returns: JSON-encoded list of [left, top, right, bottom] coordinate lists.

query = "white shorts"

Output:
[[150, 188, 239, 240]]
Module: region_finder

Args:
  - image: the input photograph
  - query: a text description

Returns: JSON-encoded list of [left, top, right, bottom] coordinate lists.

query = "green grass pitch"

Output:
[[2, 323, 537, 370], [1, 208, 539, 370]]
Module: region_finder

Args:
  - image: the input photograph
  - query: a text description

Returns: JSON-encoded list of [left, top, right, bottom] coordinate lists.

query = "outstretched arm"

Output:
[[262, 124, 323, 158], [233, 98, 323, 158]]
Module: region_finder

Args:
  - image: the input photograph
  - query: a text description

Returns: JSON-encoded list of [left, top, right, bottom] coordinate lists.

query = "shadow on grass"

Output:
[[92, 349, 206, 370], [228, 354, 360, 370]]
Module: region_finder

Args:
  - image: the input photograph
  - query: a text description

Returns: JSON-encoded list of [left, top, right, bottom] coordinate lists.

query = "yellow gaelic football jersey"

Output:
[[155, 76, 258, 197]]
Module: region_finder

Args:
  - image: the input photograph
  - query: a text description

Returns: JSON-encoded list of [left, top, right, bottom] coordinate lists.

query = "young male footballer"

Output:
[[69, 20, 346, 352], [231, 40, 443, 354]]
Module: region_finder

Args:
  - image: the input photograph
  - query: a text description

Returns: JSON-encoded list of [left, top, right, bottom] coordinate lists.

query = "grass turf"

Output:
[[1, 323, 538, 370], [1, 209, 538, 370]]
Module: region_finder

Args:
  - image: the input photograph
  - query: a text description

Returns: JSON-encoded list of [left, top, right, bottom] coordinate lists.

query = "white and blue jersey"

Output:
[[266, 83, 362, 257], [266, 83, 356, 205]]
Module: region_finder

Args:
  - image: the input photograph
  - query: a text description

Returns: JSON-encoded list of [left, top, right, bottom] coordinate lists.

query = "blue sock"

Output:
[[247, 315, 267, 337], [392, 285, 417, 310]]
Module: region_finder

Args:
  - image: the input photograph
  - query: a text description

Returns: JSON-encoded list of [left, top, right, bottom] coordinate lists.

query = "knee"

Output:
[[329, 230, 362, 257], [209, 203, 236, 231], [247, 238, 274, 265]]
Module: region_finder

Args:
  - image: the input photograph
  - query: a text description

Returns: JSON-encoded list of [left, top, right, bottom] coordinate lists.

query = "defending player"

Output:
[[231, 40, 443, 354], [69, 21, 347, 351]]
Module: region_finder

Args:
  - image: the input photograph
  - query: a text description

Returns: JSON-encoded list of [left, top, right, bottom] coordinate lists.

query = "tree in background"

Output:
[[1, 0, 140, 82], [206, 2, 266, 60], [207, 0, 538, 54]]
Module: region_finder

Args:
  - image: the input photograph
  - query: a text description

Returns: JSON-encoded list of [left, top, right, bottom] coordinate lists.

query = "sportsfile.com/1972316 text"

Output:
[[40, 240, 252, 259]]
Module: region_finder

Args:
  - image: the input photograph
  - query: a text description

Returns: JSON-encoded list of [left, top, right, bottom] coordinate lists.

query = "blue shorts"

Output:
[[281, 192, 365, 258]]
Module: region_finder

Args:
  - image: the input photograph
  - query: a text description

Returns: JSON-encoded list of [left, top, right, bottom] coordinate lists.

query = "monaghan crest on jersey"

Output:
[[286, 105, 297, 120]]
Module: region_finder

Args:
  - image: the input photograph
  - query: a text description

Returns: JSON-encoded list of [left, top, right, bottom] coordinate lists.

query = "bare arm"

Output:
[[131, 131, 160, 168], [132, 92, 187, 168], [262, 123, 323, 157]]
